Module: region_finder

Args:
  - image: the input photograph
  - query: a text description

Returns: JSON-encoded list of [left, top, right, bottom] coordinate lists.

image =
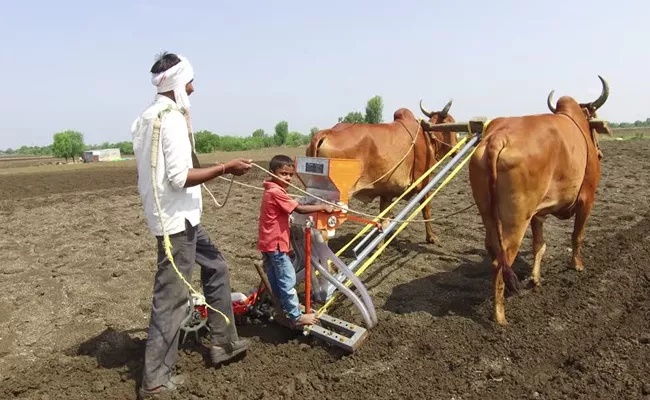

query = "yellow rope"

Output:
[[151, 107, 231, 325]]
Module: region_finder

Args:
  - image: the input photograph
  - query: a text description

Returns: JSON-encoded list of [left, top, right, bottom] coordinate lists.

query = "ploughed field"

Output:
[[0, 141, 648, 400]]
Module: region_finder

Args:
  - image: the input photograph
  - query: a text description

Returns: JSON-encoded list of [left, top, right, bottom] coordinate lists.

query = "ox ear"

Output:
[[589, 119, 613, 136]]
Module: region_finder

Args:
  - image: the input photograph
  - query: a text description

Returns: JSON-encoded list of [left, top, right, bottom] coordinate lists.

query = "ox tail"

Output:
[[486, 140, 520, 295], [306, 130, 328, 157]]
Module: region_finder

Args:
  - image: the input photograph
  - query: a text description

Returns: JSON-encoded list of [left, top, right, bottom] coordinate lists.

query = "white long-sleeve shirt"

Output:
[[131, 95, 202, 236]]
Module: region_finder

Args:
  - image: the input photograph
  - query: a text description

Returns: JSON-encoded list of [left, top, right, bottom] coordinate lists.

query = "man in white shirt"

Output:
[[131, 52, 253, 398]]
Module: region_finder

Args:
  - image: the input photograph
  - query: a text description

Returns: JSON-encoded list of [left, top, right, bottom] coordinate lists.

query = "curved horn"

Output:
[[439, 99, 453, 118], [589, 75, 610, 110], [547, 90, 557, 113], [419, 99, 434, 118]]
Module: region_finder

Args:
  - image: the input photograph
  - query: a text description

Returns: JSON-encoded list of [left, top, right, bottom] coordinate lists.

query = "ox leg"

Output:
[[571, 200, 593, 272], [379, 196, 394, 231], [492, 258, 506, 325], [530, 215, 547, 287], [420, 198, 437, 244], [494, 221, 529, 326]]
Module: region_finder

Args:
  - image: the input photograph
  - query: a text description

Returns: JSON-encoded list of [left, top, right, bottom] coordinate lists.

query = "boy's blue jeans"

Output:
[[262, 250, 302, 321]]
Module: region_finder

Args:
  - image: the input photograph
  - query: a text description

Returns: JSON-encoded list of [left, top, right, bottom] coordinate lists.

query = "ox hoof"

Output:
[[425, 235, 438, 244], [571, 259, 584, 272], [524, 278, 541, 291]]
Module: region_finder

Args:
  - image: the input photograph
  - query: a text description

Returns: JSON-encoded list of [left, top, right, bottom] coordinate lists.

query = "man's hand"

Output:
[[184, 158, 253, 187], [323, 204, 335, 213], [225, 158, 253, 176]]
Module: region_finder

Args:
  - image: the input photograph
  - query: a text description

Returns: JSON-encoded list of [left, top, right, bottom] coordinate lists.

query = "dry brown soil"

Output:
[[0, 141, 648, 400]]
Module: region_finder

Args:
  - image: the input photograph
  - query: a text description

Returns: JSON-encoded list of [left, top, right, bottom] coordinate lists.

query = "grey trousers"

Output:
[[142, 220, 239, 389]]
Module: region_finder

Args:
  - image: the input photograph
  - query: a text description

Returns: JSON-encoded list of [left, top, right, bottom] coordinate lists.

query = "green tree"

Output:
[[274, 121, 289, 145], [194, 130, 220, 153], [365, 95, 384, 124], [52, 134, 72, 161], [52, 130, 84, 162], [310, 127, 319, 138], [286, 131, 305, 147], [252, 128, 266, 138], [117, 141, 133, 155], [339, 111, 365, 124]]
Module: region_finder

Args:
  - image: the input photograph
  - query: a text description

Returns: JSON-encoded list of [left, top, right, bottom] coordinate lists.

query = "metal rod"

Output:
[[305, 227, 312, 313], [351, 226, 379, 259], [325, 133, 482, 298]]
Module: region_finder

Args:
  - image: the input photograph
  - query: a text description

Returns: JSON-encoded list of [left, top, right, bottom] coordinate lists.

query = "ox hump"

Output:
[[393, 108, 416, 121]]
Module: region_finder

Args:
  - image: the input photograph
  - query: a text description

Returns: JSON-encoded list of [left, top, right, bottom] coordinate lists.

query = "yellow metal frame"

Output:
[[335, 134, 471, 257], [316, 133, 480, 316]]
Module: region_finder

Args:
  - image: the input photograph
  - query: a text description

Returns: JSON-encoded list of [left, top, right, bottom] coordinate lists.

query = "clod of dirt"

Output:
[[280, 379, 296, 398], [643, 383, 650, 395], [295, 372, 309, 387], [91, 381, 106, 392]]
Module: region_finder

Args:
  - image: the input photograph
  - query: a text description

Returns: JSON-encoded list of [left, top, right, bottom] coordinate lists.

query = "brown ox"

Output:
[[468, 76, 611, 325], [307, 100, 459, 243]]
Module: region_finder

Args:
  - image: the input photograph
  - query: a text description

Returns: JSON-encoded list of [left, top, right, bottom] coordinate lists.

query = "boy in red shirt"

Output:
[[257, 155, 334, 327]]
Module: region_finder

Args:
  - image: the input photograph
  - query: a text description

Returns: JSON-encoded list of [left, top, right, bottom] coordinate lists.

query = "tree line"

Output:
[[0, 95, 385, 158], [191, 95, 384, 153], [4, 95, 646, 159], [607, 118, 650, 129]]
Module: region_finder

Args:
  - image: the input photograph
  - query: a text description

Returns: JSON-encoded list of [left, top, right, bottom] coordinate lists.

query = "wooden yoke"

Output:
[[421, 117, 490, 134]]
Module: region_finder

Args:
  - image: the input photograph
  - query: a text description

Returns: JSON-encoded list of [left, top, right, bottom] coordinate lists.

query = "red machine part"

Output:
[[196, 304, 208, 319], [229, 214, 378, 320], [232, 287, 264, 316], [305, 226, 312, 314]]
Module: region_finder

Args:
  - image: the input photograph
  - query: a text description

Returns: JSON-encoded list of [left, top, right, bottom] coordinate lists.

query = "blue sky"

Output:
[[1, 0, 648, 149]]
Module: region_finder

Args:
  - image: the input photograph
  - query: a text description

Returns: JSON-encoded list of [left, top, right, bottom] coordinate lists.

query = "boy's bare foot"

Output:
[[292, 313, 319, 328]]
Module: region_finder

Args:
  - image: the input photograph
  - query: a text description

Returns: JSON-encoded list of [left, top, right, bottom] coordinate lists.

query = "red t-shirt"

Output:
[[257, 180, 299, 253]]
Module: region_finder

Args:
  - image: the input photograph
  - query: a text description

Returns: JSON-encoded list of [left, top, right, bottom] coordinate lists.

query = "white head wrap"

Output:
[[151, 55, 194, 110]]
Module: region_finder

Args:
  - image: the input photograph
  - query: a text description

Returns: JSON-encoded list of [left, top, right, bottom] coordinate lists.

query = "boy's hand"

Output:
[[225, 158, 253, 176], [323, 204, 335, 213]]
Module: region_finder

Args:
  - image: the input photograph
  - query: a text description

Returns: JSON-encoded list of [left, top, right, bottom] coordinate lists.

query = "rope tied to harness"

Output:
[[349, 118, 421, 195], [247, 117, 490, 224]]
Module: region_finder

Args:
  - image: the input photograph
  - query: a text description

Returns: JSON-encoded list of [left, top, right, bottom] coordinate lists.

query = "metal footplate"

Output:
[[306, 313, 368, 353]]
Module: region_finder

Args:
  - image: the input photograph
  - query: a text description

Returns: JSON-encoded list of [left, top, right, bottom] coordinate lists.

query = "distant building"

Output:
[[82, 148, 121, 163]]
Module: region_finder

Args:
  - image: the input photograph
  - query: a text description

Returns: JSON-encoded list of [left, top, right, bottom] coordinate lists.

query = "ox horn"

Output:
[[419, 99, 434, 118], [588, 75, 610, 111], [547, 90, 557, 113], [439, 99, 453, 119]]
